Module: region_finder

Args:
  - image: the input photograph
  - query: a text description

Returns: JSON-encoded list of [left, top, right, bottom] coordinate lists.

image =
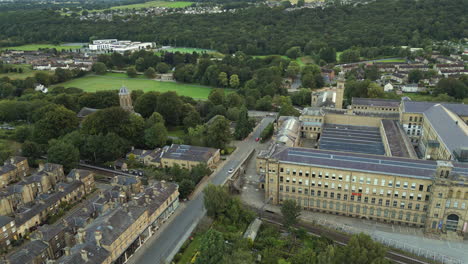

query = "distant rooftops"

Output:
[[352, 97, 401, 108]]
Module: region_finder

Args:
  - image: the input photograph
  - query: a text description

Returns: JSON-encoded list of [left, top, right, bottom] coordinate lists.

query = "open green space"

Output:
[[0, 64, 47, 80], [167, 126, 185, 138], [54, 73, 225, 99], [0, 43, 83, 51], [109, 1, 193, 10], [157, 47, 223, 58], [373, 58, 406, 63]]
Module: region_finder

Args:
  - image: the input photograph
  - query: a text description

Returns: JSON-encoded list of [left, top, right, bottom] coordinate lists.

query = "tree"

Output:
[[126, 66, 138, 78], [203, 184, 231, 218], [14, 126, 31, 143], [279, 102, 300, 116], [367, 83, 384, 98], [286, 46, 302, 59], [229, 74, 240, 88], [134, 91, 160, 118], [183, 111, 201, 130], [225, 92, 243, 108], [0, 83, 15, 98], [222, 249, 255, 264], [281, 199, 301, 228], [21, 140, 42, 164], [144, 67, 157, 79], [408, 70, 423, 83], [156, 91, 183, 126], [206, 115, 231, 149], [339, 233, 391, 264], [208, 88, 225, 105], [156, 62, 170, 73], [146, 112, 165, 127], [290, 247, 316, 264], [218, 72, 228, 87], [296, 0, 305, 7], [340, 49, 360, 63], [195, 229, 226, 264], [92, 62, 107, 75], [435, 78, 467, 99], [286, 61, 300, 78], [301, 73, 316, 89], [178, 179, 195, 199], [144, 122, 168, 148], [47, 140, 80, 172], [319, 47, 337, 63], [234, 107, 253, 140], [33, 105, 79, 143]]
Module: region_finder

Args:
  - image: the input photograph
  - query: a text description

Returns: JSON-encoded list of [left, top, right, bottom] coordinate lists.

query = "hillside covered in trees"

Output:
[[0, 0, 466, 53]]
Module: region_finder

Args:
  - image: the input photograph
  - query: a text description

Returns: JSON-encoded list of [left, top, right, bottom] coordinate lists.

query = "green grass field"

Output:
[[55, 73, 222, 99], [157, 47, 223, 58], [0, 43, 83, 51], [0, 64, 48, 80], [373, 58, 406, 63], [109, 1, 193, 10]]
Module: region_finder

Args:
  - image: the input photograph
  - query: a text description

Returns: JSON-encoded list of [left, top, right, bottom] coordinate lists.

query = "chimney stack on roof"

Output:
[[64, 247, 71, 256], [77, 228, 85, 244], [95, 230, 102, 247], [80, 249, 88, 262]]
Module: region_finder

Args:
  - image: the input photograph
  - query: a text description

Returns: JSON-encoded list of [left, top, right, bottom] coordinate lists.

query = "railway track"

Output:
[[255, 208, 432, 264]]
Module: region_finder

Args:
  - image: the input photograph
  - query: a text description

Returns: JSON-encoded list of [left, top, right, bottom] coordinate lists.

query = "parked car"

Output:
[[255, 137, 260, 142], [228, 168, 234, 174]]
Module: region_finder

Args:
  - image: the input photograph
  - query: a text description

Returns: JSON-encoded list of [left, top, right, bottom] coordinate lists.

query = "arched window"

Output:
[[446, 214, 459, 232], [448, 190, 453, 198]]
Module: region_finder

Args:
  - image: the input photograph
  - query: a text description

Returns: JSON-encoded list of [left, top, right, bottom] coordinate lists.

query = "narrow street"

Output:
[[126, 117, 274, 264]]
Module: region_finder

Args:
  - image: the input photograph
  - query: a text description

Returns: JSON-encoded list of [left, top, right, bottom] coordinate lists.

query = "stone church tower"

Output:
[[119, 85, 134, 112], [335, 71, 345, 109]]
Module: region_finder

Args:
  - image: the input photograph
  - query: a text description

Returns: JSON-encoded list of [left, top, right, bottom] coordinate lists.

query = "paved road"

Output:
[[129, 117, 275, 264]]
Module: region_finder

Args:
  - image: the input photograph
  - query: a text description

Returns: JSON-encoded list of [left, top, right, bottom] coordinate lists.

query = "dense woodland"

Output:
[[0, 0, 466, 53]]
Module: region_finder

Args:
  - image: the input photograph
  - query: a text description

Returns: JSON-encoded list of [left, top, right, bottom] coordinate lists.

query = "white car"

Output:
[[228, 168, 234, 174]]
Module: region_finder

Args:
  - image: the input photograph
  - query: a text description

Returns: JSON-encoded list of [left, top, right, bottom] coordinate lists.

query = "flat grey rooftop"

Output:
[[423, 104, 468, 160], [319, 124, 385, 155], [381, 119, 412, 158], [352, 97, 400, 108], [271, 147, 468, 179]]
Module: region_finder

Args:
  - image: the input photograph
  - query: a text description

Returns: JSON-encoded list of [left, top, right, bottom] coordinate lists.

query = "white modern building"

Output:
[[89, 39, 153, 53]]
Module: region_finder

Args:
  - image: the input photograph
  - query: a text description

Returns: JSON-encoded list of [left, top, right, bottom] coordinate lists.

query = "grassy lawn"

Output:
[[54, 73, 226, 99], [373, 58, 406, 63], [176, 235, 202, 264], [0, 64, 47, 80], [336, 51, 343, 61], [109, 1, 194, 9], [253, 54, 289, 60], [167, 126, 185, 138], [0, 43, 83, 51]]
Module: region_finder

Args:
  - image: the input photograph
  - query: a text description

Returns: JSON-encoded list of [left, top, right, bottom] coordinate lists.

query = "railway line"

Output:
[[256, 208, 432, 264]]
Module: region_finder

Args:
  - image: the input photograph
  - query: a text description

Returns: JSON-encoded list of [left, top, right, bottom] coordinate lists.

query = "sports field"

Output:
[[0, 64, 47, 80], [109, 1, 193, 10], [0, 43, 83, 51], [55, 73, 221, 99]]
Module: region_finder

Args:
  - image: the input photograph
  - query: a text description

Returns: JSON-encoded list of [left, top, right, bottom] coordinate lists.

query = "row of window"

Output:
[[278, 176, 428, 192], [409, 116, 423, 122], [279, 197, 426, 223], [435, 200, 467, 209], [354, 106, 399, 112], [279, 184, 429, 201], [301, 126, 321, 131]]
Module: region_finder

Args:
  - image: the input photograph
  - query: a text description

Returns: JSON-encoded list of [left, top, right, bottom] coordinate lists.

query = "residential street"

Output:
[[127, 117, 275, 264]]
